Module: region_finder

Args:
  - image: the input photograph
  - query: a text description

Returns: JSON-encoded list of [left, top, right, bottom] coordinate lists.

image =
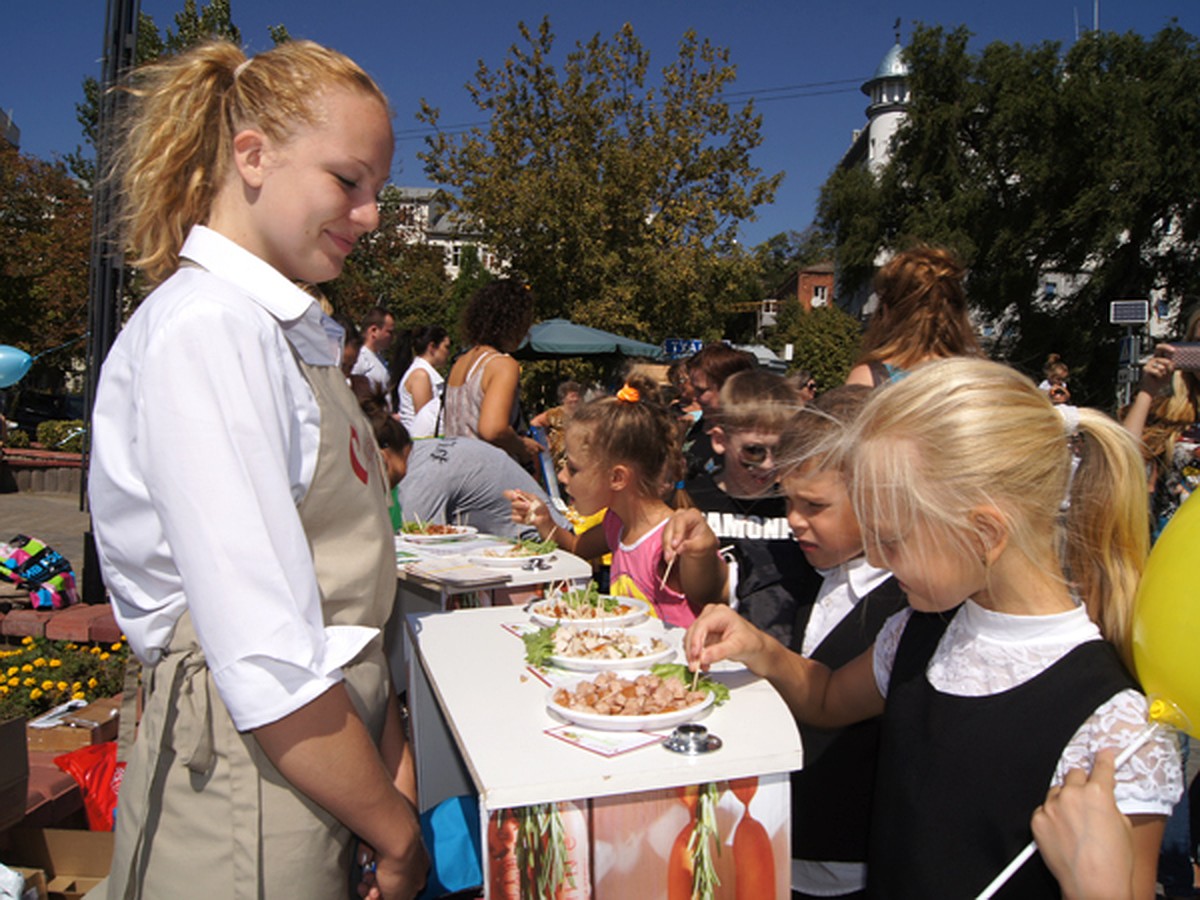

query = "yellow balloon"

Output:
[[1133, 491, 1200, 738]]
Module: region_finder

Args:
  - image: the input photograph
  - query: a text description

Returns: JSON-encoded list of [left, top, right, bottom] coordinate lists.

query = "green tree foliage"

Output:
[[324, 185, 453, 335], [770, 304, 862, 389], [818, 24, 1200, 405], [70, 1, 245, 185], [0, 144, 91, 358], [417, 17, 781, 342]]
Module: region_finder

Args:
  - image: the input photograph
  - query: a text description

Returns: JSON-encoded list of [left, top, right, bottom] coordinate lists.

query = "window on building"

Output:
[[761, 299, 778, 316], [812, 285, 828, 307]]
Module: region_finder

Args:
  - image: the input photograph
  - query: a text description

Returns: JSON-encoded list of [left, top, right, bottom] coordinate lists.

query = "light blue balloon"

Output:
[[0, 345, 33, 388]]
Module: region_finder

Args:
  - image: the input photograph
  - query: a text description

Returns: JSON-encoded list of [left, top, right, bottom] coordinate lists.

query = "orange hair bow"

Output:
[[616, 384, 640, 403]]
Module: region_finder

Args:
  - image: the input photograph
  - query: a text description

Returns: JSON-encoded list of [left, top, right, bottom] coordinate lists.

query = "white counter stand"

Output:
[[406, 606, 803, 898]]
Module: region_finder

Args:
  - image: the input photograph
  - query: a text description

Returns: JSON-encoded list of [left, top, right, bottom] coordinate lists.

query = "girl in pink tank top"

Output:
[[508, 375, 728, 626]]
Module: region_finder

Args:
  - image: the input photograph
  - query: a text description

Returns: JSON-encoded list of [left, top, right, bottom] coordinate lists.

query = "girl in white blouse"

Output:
[[688, 358, 1180, 900]]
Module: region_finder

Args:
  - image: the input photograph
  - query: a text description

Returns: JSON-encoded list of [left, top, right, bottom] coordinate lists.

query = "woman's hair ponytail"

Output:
[[116, 39, 389, 287], [117, 41, 245, 286]]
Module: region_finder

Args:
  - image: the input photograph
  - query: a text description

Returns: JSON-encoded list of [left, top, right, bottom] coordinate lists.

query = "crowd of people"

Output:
[[79, 35, 1197, 900]]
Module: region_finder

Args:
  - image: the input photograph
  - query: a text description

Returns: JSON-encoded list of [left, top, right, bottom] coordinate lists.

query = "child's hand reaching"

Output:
[[661, 508, 719, 564], [684, 603, 772, 675], [1030, 751, 1134, 900], [661, 508, 728, 605], [504, 489, 552, 532]]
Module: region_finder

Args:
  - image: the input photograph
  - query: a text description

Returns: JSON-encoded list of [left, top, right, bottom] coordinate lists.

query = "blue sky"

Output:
[[3, 1, 1198, 247]]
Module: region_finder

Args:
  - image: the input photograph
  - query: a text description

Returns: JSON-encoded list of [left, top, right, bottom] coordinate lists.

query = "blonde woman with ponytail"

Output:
[[89, 41, 427, 899], [687, 358, 1180, 899]]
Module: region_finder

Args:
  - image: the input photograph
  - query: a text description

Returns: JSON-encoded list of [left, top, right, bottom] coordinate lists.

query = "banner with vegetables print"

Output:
[[485, 775, 788, 899]]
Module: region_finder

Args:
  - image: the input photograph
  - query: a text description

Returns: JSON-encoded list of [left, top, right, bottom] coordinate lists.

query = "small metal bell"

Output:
[[663, 723, 722, 755]]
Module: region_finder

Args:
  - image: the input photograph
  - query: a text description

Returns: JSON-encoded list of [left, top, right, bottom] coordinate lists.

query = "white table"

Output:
[[386, 536, 593, 692], [405, 606, 803, 897]]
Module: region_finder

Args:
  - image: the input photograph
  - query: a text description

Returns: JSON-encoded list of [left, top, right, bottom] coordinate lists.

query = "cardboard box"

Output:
[[0, 718, 29, 831], [9, 866, 48, 900], [25, 697, 121, 755], [1, 828, 112, 900]]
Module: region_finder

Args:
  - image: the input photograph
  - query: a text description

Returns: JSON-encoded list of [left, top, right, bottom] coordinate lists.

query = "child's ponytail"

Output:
[[1062, 408, 1149, 669], [572, 372, 682, 503]]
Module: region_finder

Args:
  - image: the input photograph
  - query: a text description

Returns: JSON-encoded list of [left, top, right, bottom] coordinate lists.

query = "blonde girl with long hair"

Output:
[[89, 41, 427, 899], [845, 245, 982, 388], [687, 358, 1181, 899]]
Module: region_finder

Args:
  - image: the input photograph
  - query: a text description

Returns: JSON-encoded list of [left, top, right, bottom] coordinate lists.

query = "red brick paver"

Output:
[[45, 605, 116, 642], [1, 609, 54, 638]]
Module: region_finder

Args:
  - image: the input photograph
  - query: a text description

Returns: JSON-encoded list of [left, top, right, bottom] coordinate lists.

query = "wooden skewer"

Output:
[[659, 553, 676, 591]]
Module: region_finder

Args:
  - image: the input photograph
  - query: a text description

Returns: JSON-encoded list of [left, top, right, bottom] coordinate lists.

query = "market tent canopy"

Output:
[[514, 318, 664, 360]]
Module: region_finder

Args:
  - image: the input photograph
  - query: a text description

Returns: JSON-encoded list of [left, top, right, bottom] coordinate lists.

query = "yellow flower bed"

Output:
[[0, 635, 128, 721]]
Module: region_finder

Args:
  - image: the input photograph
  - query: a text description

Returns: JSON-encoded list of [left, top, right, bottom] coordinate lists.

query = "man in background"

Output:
[[352, 306, 395, 397]]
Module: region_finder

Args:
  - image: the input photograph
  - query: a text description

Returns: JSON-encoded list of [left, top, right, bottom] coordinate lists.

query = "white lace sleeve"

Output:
[[872, 608, 913, 699], [1052, 689, 1183, 816]]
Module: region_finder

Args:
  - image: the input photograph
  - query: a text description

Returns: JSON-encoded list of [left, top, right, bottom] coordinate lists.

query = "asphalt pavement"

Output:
[[0, 490, 92, 578]]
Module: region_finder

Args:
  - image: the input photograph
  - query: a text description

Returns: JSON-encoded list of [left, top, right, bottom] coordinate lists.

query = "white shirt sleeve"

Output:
[[1053, 690, 1184, 816], [872, 607, 912, 697], [98, 288, 357, 731]]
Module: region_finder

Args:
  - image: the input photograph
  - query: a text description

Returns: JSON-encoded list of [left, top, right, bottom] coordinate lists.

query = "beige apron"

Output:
[[101, 358, 397, 900]]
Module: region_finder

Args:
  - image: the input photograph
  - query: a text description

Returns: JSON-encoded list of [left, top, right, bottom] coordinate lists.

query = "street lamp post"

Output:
[[81, 0, 139, 604]]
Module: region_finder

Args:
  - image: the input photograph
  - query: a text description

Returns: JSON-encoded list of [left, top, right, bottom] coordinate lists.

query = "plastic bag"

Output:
[[54, 741, 125, 831], [0, 534, 79, 609], [416, 795, 483, 900]]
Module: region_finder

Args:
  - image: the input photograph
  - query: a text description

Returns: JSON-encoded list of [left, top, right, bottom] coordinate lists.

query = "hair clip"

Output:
[[616, 384, 640, 403]]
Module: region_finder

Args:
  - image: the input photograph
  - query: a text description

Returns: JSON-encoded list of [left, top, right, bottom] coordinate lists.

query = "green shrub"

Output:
[[36, 420, 85, 453], [3, 428, 30, 448]]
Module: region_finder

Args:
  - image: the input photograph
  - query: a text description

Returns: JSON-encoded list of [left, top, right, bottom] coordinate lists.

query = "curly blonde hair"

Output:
[[850, 358, 1147, 667], [115, 39, 389, 287]]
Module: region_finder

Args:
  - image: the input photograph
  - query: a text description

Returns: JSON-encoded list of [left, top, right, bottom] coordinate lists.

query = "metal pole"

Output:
[[81, 0, 139, 604]]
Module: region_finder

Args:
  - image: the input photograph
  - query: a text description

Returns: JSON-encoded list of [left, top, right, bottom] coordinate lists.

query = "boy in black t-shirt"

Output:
[[683, 370, 810, 644]]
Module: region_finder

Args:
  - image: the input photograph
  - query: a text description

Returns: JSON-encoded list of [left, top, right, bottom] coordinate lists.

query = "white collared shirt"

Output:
[[352, 345, 389, 396], [89, 225, 374, 731], [793, 555, 893, 896], [800, 555, 893, 657]]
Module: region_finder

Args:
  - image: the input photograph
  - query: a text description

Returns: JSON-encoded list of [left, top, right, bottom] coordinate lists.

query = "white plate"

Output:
[[529, 596, 651, 629], [398, 525, 479, 543], [468, 550, 557, 569], [549, 633, 675, 672], [546, 672, 715, 732]]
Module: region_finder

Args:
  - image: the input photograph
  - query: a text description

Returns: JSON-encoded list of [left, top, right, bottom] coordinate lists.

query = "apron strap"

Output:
[[115, 657, 141, 765], [114, 646, 205, 898]]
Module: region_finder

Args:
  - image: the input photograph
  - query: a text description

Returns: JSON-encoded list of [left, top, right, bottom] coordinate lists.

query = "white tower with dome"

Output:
[[861, 34, 911, 172]]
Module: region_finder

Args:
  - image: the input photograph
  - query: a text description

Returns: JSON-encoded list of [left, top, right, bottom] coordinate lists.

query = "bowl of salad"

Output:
[[527, 582, 651, 629], [469, 537, 557, 568], [397, 522, 478, 543]]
